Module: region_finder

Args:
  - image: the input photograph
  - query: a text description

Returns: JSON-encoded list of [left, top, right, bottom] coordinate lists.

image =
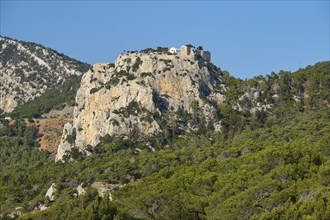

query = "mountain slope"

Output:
[[0, 36, 90, 113], [1, 73, 329, 219]]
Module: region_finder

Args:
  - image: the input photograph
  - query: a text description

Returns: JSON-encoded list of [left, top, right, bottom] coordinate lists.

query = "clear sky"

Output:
[[0, 0, 329, 79]]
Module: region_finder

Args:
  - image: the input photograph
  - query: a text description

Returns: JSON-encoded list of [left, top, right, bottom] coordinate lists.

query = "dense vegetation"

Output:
[[0, 61, 329, 219]]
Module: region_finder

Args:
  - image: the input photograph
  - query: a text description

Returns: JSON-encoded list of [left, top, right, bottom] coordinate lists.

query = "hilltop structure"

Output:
[[169, 45, 211, 61]]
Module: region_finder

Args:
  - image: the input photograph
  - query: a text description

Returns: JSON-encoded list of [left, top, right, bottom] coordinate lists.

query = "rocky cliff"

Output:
[[56, 48, 226, 161], [0, 36, 90, 113]]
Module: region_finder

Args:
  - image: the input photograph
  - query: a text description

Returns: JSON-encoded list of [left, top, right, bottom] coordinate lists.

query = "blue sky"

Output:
[[1, 0, 329, 79]]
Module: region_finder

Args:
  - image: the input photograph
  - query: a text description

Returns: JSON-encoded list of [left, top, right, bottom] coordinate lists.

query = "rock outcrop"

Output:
[[0, 36, 90, 113], [76, 184, 86, 196], [56, 48, 226, 161], [55, 123, 74, 162], [236, 88, 273, 113], [45, 183, 57, 201], [91, 182, 123, 201]]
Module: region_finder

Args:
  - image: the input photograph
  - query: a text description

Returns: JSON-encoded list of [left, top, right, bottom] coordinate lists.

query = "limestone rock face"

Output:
[[56, 50, 226, 160]]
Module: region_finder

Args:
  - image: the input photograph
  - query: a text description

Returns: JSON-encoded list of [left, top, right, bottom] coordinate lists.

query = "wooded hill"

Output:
[[0, 61, 329, 219]]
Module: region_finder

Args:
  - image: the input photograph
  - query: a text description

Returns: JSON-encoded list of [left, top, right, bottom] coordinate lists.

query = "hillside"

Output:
[[0, 43, 329, 219], [0, 36, 90, 113]]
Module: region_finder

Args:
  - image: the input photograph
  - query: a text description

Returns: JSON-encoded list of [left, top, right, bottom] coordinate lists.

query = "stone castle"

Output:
[[169, 45, 211, 61]]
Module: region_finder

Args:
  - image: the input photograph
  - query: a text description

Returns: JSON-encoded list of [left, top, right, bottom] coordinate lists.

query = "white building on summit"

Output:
[[169, 47, 180, 54], [169, 45, 211, 62]]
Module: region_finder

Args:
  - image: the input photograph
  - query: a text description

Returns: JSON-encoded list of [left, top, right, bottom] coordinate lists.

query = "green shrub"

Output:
[[66, 134, 75, 145], [132, 57, 143, 72], [90, 87, 101, 94], [141, 72, 153, 78]]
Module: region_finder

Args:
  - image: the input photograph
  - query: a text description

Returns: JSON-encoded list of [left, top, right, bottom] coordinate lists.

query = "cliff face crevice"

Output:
[[56, 50, 226, 161]]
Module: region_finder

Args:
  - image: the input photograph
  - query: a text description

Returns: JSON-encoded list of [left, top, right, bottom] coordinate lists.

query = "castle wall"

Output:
[[179, 45, 195, 61], [196, 50, 211, 61], [201, 50, 211, 61]]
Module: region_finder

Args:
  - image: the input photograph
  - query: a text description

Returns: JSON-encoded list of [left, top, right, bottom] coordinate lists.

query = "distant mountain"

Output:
[[0, 36, 90, 113]]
